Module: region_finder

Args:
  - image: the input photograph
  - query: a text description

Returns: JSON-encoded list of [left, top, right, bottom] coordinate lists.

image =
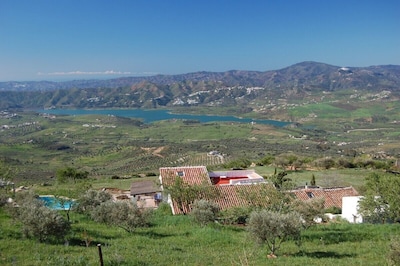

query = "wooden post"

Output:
[[97, 244, 104, 266]]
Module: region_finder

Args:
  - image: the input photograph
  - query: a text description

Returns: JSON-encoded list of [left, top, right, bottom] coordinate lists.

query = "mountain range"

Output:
[[0, 61, 399, 110]]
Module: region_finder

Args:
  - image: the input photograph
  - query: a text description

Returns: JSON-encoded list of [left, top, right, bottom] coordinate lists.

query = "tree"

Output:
[[75, 189, 112, 214], [292, 198, 325, 228], [268, 168, 293, 190], [14, 192, 71, 242], [359, 173, 400, 223], [247, 210, 303, 256], [310, 174, 316, 186], [164, 176, 219, 215], [224, 157, 252, 169], [0, 160, 16, 199], [0, 160, 15, 181], [57, 166, 89, 183], [258, 155, 275, 166], [190, 199, 219, 226], [314, 157, 336, 170], [91, 201, 152, 233], [274, 154, 300, 170], [54, 195, 74, 222]]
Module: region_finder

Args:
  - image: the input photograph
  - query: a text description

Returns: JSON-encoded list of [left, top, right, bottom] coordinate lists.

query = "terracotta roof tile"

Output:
[[290, 186, 359, 209], [167, 184, 275, 215], [160, 166, 274, 215], [159, 166, 210, 186]]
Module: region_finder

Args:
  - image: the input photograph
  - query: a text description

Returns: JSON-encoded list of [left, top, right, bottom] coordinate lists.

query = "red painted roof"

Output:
[[290, 186, 359, 209]]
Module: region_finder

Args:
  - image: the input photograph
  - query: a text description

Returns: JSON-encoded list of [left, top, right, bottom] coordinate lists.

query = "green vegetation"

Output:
[[1, 110, 399, 186], [10, 192, 71, 243], [1, 205, 399, 265], [248, 210, 303, 256], [190, 199, 220, 226], [1, 96, 400, 265], [359, 173, 400, 223]]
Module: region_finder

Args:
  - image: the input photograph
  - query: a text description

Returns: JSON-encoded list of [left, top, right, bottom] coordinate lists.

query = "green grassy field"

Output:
[[0, 207, 399, 266]]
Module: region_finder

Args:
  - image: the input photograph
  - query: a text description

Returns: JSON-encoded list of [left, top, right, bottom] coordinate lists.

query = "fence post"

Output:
[[97, 244, 104, 266]]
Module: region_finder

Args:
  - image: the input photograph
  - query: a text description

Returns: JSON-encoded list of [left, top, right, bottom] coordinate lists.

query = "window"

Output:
[[177, 171, 184, 177], [306, 192, 315, 198]]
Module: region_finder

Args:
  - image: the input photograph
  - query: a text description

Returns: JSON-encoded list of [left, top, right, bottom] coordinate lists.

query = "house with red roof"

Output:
[[289, 185, 359, 209], [159, 166, 360, 218], [159, 166, 270, 215]]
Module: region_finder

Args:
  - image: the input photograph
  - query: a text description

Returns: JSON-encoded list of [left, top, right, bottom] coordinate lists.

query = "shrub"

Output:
[[155, 202, 173, 216], [247, 210, 303, 256], [314, 157, 336, 170], [15, 193, 70, 243], [325, 206, 342, 214], [219, 206, 252, 225], [223, 158, 251, 169], [56, 167, 89, 183], [91, 201, 152, 233], [0, 190, 9, 207], [292, 198, 325, 228], [258, 155, 274, 166], [74, 189, 112, 214], [190, 199, 219, 226]]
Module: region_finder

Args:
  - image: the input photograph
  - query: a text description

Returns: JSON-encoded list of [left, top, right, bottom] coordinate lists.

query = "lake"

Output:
[[41, 109, 290, 127]]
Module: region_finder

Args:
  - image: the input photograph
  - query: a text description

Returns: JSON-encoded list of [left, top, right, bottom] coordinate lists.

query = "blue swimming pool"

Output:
[[39, 196, 75, 210]]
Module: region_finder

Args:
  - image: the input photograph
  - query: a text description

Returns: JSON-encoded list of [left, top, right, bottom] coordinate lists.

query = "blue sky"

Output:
[[0, 0, 399, 81]]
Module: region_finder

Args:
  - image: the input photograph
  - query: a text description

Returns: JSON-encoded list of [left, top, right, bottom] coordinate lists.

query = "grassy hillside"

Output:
[[0, 207, 399, 266], [0, 109, 398, 189]]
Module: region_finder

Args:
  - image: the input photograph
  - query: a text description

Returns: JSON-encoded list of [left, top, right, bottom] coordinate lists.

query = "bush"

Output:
[[190, 199, 219, 226], [0, 190, 9, 207], [74, 189, 112, 214], [155, 202, 173, 216], [247, 210, 303, 256], [223, 158, 251, 169], [292, 198, 325, 228], [325, 206, 342, 214], [91, 200, 152, 233], [56, 167, 89, 183], [15, 192, 71, 243], [219, 206, 252, 225]]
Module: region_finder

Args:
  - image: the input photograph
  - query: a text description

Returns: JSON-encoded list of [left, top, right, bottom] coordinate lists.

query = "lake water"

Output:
[[41, 109, 290, 127]]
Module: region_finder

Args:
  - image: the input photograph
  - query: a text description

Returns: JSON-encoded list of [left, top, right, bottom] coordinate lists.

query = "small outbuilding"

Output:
[[130, 180, 162, 209]]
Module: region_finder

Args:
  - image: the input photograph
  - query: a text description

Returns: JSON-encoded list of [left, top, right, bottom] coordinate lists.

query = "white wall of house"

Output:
[[341, 196, 363, 223]]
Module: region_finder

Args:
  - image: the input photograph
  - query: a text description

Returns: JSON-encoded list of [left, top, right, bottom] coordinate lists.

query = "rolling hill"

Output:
[[0, 61, 399, 111]]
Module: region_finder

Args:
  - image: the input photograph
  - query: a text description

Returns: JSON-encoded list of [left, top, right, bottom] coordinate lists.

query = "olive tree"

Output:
[[190, 199, 219, 226], [164, 176, 219, 215], [75, 189, 112, 213], [91, 200, 152, 233], [14, 192, 70, 242], [359, 173, 400, 223], [57, 166, 89, 183], [247, 210, 303, 256], [292, 198, 325, 228]]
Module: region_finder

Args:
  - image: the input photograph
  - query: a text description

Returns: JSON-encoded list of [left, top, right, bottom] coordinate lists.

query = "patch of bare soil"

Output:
[[141, 146, 165, 158]]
